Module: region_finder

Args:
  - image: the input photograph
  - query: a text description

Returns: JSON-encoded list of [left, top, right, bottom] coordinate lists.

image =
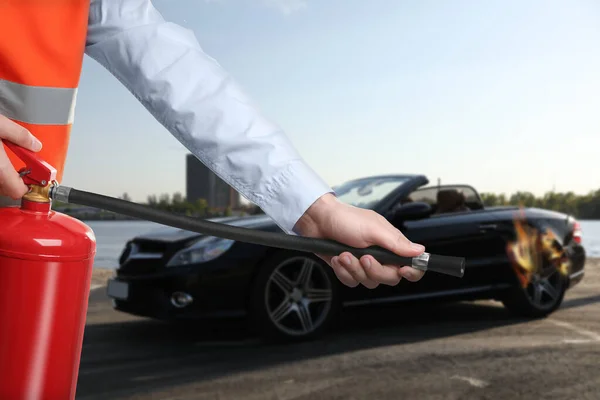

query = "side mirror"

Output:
[[391, 201, 432, 222]]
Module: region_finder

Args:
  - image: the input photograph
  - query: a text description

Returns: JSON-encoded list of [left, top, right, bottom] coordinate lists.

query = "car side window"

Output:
[[407, 188, 437, 205], [404, 185, 483, 214]]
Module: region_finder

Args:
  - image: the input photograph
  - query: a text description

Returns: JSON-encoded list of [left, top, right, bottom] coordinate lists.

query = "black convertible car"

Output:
[[107, 174, 586, 341]]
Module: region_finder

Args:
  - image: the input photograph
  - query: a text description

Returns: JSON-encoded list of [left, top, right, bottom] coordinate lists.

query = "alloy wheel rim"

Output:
[[265, 256, 333, 336], [525, 267, 563, 310]]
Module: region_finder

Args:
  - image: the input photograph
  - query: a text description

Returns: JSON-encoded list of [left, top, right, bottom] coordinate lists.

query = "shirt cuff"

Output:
[[257, 160, 333, 235]]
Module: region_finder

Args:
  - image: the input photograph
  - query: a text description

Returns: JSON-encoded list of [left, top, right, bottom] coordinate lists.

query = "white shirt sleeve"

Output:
[[85, 0, 332, 234]]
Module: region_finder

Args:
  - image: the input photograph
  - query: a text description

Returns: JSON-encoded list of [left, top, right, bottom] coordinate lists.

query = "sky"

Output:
[[63, 0, 600, 203]]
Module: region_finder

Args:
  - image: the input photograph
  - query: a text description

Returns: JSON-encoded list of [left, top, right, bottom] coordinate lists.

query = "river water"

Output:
[[86, 220, 600, 269]]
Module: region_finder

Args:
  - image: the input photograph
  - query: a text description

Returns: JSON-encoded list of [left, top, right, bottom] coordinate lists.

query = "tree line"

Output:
[[141, 192, 261, 217], [54, 189, 600, 221], [140, 189, 600, 219], [52, 192, 263, 221], [480, 189, 600, 219]]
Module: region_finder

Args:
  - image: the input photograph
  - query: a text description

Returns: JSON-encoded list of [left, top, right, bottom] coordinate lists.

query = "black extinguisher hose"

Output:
[[50, 185, 465, 278]]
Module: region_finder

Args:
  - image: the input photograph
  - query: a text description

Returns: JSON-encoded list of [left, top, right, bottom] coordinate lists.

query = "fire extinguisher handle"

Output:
[[1, 139, 57, 186]]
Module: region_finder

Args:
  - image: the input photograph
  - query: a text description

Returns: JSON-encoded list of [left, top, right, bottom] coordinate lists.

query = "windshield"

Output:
[[334, 177, 410, 209]]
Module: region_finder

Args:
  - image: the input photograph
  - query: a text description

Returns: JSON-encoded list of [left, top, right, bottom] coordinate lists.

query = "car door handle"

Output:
[[479, 224, 498, 232]]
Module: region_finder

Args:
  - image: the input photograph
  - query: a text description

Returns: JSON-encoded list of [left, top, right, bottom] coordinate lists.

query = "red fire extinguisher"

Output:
[[0, 141, 96, 400]]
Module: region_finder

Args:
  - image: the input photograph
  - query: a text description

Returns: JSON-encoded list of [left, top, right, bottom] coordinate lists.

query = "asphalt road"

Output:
[[77, 260, 600, 400]]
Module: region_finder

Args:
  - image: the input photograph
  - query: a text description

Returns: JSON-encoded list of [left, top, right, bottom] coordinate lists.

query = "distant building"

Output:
[[186, 154, 241, 209]]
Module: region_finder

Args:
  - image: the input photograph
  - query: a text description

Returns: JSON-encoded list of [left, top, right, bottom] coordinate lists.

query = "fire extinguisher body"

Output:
[[0, 200, 96, 400]]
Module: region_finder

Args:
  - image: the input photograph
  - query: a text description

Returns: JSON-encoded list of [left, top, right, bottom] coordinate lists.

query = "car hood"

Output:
[[132, 214, 278, 243]]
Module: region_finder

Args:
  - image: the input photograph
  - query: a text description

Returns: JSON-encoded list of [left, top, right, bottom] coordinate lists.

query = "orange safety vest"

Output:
[[0, 1, 90, 184]]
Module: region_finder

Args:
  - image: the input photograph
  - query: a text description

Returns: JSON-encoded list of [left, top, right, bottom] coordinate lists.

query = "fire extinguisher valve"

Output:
[[2, 140, 58, 203], [23, 183, 54, 203]]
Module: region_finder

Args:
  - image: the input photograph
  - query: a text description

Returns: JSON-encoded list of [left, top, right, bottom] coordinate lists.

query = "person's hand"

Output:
[[294, 193, 426, 288], [0, 114, 43, 199]]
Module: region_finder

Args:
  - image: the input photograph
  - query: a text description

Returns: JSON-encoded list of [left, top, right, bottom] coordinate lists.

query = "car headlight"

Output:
[[166, 236, 235, 267]]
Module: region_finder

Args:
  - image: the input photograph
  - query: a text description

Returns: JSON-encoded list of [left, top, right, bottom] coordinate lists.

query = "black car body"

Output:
[[107, 175, 586, 341]]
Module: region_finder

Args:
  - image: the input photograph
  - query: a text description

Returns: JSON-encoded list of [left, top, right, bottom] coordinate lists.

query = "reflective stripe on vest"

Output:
[[0, 79, 77, 126], [0, 1, 89, 184]]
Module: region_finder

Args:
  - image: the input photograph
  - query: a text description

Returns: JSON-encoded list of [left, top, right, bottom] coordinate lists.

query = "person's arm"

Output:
[[85, 0, 332, 234], [85, 0, 427, 288]]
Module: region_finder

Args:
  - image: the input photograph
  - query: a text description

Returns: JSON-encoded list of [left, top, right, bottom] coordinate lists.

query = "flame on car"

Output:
[[505, 208, 571, 288]]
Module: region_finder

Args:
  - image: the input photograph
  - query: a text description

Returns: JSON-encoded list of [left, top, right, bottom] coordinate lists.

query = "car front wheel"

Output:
[[249, 251, 341, 342]]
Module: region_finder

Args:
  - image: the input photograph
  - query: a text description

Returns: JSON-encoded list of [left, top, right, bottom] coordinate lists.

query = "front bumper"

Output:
[[107, 277, 180, 319], [106, 269, 249, 320]]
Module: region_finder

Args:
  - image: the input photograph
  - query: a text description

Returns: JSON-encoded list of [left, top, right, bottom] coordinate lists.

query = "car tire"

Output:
[[249, 250, 342, 343], [500, 259, 568, 319]]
